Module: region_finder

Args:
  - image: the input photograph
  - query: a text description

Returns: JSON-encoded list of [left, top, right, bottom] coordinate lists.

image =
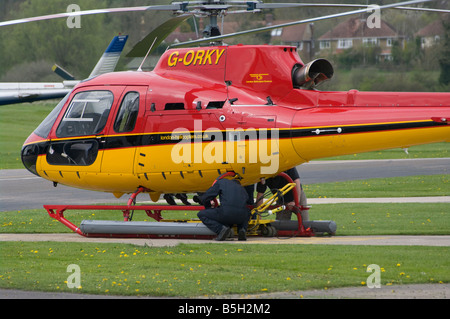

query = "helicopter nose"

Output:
[[21, 143, 40, 176], [21, 132, 47, 177]]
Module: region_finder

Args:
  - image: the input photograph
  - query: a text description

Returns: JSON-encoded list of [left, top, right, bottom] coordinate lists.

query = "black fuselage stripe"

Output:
[[28, 120, 446, 155], [290, 121, 442, 137]]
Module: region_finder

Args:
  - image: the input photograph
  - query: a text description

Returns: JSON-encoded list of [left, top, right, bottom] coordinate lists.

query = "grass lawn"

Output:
[[304, 175, 449, 198], [0, 102, 55, 169], [1, 242, 449, 297], [324, 142, 449, 160], [1, 198, 448, 297]]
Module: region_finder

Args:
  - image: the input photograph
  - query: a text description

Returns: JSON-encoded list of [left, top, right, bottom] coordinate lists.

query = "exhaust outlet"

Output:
[[292, 59, 334, 89]]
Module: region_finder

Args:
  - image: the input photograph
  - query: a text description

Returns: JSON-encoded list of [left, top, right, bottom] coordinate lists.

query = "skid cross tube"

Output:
[[273, 172, 314, 237]]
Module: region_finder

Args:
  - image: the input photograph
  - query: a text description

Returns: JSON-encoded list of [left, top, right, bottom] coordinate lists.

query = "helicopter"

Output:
[[6, 0, 450, 237]]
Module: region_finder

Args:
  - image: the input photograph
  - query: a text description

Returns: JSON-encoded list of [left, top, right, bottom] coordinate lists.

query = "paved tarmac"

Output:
[[1, 284, 449, 299], [1, 233, 450, 247]]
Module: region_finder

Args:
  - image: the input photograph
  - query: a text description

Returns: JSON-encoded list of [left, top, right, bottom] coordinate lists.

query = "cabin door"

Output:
[[135, 109, 231, 191], [100, 86, 148, 174]]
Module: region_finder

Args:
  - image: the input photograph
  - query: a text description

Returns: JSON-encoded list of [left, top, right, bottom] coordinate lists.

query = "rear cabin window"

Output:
[[56, 91, 113, 138], [114, 92, 139, 133]]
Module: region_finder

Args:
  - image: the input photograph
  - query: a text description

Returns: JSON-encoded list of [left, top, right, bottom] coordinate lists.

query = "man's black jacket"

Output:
[[200, 179, 249, 209]]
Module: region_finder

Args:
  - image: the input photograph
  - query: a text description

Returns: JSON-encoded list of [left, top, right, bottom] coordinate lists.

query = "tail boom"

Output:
[[289, 91, 450, 161]]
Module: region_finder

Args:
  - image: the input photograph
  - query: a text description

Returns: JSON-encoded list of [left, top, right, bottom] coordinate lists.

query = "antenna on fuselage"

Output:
[[137, 37, 158, 72]]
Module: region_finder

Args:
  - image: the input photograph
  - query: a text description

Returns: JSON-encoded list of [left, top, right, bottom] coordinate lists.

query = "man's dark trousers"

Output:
[[198, 206, 249, 234]]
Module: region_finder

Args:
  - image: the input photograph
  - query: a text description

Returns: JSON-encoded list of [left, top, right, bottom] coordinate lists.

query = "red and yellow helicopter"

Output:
[[6, 0, 450, 238]]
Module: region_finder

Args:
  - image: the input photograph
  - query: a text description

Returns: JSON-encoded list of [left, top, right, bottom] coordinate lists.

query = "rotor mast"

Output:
[[203, 10, 221, 38], [194, 0, 229, 41]]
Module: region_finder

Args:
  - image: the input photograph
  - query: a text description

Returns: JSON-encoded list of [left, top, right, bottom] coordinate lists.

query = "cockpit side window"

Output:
[[56, 90, 113, 138], [114, 92, 139, 133]]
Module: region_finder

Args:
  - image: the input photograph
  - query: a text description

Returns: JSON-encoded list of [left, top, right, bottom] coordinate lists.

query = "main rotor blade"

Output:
[[126, 15, 192, 57], [253, 2, 448, 14], [0, 4, 183, 28], [394, 6, 449, 13], [171, 0, 435, 47]]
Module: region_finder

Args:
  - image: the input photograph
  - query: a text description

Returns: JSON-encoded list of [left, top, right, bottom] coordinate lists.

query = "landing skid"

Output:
[[44, 173, 336, 239], [44, 203, 323, 239]]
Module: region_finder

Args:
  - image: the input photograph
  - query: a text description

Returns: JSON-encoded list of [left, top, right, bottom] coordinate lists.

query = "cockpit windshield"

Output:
[[33, 92, 70, 139]]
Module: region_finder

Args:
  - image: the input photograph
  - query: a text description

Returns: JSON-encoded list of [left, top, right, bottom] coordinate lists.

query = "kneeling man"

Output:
[[198, 178, 250, 241]]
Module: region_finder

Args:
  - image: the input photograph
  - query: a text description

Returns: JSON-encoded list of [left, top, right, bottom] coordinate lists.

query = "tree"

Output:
[[1, 0, 114, 79], [0, 0, 172, 80], [439, 19, 450, 85]]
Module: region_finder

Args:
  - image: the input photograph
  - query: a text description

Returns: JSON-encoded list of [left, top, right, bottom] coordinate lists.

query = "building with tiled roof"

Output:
[[318, 17, 404, 61], [268, 18, 314, 61], [415, 18, 446, 48]]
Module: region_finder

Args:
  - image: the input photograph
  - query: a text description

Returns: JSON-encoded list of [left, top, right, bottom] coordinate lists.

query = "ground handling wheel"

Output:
[[260, 224, 277, 237]]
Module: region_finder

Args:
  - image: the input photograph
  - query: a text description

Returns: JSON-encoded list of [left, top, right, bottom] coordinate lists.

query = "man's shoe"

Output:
[[238, 229, 247, 241], [215, 226, 231, 241]]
